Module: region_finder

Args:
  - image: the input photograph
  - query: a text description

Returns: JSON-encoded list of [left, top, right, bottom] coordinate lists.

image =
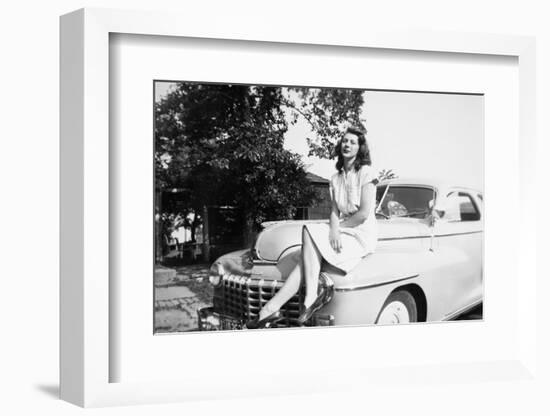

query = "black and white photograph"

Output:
[[153, 81, 484, 333]]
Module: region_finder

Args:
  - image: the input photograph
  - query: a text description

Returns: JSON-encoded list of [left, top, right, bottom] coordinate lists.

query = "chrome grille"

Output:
[[213, 274, 306, 327]]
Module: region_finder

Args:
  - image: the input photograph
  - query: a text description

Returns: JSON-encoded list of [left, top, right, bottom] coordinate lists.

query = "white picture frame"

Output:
[[60, 7, 538, 408]]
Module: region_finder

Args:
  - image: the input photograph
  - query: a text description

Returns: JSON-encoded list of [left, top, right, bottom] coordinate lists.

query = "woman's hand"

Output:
[[329, 226, 342, 253]]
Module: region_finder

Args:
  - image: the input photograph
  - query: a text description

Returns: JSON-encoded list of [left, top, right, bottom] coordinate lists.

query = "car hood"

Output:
[[254, 219, 427, 262]]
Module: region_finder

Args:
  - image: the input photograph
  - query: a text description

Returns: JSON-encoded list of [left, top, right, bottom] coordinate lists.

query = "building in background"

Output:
[[294, 172, 331, 220], [156, 171, 331, 264]]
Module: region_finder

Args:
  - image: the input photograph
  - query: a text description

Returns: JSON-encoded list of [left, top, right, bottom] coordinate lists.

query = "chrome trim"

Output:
[[252, 230, 483, 266], [252, 260, 278, 265], [434, 230, 483, 238], [320, 273, 335, 304], [335, 274, 419, 292], [213, 272, 334, 327], [379, 230, 482, 242], [378, 235, 429, 241], [277, 244, 302, 261]]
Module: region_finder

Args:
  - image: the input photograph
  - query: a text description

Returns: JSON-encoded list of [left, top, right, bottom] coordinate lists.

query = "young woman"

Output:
[[245, 126, 378, 329]]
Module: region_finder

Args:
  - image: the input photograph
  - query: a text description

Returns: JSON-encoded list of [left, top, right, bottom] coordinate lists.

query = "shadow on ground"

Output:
[[35, 384, 59, 399]]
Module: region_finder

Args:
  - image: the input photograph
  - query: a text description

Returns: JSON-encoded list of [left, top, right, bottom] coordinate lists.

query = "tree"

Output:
[[283, 87, 366, 158], [155, 83, 366, 259], [155, 84, 319, 252]]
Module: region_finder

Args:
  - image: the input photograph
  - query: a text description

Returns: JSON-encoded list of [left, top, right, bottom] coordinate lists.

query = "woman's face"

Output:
[[340, 132, 360, 159]]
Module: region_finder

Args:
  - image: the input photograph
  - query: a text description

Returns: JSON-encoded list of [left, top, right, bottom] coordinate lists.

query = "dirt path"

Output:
[[154, 265, 212, 333]]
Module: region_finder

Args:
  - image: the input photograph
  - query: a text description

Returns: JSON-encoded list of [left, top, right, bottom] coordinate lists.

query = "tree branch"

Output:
[[280, 97, 317, 131]]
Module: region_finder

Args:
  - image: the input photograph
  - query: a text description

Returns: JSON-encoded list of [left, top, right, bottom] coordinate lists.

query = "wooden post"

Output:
[[202, 205, 210, 263], [155, 191, 162, 263]]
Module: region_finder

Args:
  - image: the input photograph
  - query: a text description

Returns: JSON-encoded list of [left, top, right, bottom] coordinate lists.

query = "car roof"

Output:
[[378, 178, 482, 196]]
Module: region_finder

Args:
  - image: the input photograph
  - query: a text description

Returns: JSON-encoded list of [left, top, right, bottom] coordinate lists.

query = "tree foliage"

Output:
[[378, 168, 398, 181], [283, 87, 365, 158], [155, 83, 365, 249], [156, 85, 317, 232]]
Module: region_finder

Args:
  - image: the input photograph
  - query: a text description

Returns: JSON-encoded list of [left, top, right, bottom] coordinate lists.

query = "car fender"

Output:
[[326, 249, 429, 289]]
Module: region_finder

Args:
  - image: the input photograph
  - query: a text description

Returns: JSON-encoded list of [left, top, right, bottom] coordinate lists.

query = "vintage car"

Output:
[[198, 178, 483, 330]]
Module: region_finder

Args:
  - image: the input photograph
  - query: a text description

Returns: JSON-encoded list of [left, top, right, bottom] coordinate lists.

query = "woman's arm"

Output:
[[339, 182, 376, 228], [328, 193, 342, 252]]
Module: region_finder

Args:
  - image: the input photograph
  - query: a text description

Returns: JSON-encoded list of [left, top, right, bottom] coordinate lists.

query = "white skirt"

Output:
[[303, 222, 376, 273]]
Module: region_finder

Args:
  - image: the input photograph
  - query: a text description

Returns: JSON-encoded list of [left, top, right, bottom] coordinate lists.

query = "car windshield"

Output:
[[375, 185, 435, 219]]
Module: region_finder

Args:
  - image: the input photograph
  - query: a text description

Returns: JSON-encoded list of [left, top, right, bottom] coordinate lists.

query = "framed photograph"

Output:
[[152, 80, 484, 334], [60, 8, 537, 408]]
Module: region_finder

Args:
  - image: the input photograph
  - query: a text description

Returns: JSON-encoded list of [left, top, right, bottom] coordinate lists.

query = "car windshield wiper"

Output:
[[375, 185, 390, 218]]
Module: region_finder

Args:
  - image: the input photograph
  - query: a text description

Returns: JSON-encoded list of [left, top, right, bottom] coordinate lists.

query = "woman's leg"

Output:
[[258, 258, 302, 320], [302, 226, 323, 308], [256, 226, 324, 320]]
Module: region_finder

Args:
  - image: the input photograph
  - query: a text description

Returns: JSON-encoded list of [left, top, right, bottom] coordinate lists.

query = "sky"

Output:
[[290, 91, 483, 190], [155, 83, 484, 191]]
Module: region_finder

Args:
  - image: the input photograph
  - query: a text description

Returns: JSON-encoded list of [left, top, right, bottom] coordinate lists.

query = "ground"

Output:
[[154, 263, 483, 333], [154, 264, 213, 333]]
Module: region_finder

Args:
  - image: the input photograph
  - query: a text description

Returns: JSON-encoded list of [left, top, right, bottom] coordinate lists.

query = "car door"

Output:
[[431, 190, 483, 316]]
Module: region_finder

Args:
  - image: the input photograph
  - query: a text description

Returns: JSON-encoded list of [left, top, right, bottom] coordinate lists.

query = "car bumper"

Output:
[[197, 307, 335, 330], [197, 307, 244, 331]]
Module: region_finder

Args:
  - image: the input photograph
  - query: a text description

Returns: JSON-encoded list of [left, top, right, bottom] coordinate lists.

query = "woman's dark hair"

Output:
[[335, 126, 371, 173]]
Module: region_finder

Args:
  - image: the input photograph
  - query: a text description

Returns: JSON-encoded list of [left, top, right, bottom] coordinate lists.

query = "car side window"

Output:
[[444, 192, 481, 222]]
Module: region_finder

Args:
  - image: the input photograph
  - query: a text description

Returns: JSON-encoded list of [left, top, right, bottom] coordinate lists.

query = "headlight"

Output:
[[208, 262, 225, 286]]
